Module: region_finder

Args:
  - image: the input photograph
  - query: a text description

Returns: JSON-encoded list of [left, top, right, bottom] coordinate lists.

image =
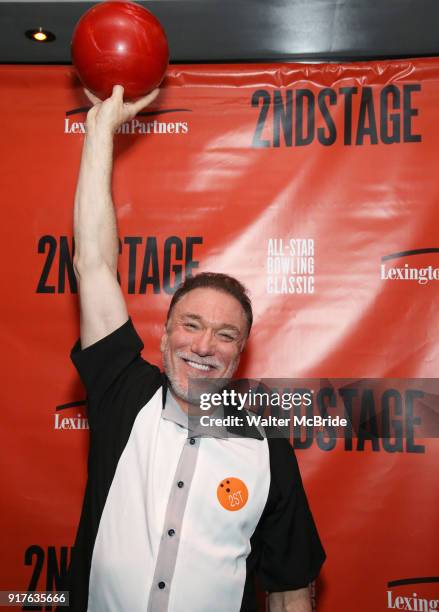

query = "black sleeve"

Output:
[[258, 438, 326, 592], [70, 318, 161, 428]]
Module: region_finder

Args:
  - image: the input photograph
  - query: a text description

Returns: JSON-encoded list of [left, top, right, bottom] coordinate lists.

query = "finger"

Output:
[[131, 88, 160, 115], [83, 88, 102, 105], [112, 84, 125, 102]]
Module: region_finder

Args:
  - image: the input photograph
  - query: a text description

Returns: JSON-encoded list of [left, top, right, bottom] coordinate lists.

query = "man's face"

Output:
[[160, 288, 248, 405]]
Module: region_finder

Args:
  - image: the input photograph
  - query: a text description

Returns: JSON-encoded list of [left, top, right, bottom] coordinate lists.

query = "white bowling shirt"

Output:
[[65, 319, 325, 612]]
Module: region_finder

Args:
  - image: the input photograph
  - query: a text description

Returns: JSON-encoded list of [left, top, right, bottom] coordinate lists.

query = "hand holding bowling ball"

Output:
[[72, 1, 169, 100], [84, 84, 159, 134]]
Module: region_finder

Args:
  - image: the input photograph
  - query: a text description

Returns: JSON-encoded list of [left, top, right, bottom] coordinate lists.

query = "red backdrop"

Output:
[[0, 60, 438, 611]]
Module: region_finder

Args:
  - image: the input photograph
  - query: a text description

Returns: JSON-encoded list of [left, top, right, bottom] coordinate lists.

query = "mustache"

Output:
[[176, 351, 223, 369]]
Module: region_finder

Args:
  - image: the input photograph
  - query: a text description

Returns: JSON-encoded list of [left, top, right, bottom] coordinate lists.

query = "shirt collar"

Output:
[[160, 376, 263, 440]]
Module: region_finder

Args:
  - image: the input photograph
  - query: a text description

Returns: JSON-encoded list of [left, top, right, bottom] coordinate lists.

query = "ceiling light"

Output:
[[25, 28, 56, 43]]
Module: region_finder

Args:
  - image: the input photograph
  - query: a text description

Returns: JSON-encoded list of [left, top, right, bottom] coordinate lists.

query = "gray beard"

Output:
[[163, 351, 199, 405], [163, 351, 233, 405]]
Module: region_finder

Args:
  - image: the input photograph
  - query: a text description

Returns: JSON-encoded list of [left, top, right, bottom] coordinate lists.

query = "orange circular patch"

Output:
[[217, 477, 249, 511]]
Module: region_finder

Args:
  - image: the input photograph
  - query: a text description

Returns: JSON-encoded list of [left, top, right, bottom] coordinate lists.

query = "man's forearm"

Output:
[[73, 127, 118, 275], [71, 86, 159, 348], [73, 86, 159, 278], [268, 587, 312, 612]]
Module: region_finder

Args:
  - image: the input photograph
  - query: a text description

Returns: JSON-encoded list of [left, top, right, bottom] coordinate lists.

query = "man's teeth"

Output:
[[186, 360, 211, 371]]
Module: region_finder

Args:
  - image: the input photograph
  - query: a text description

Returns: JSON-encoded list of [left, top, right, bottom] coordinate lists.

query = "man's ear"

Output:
[[160, 325, 168, 353]]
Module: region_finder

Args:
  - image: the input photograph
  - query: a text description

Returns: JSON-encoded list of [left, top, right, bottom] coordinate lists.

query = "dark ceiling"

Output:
[[0, 0, 438, 64]]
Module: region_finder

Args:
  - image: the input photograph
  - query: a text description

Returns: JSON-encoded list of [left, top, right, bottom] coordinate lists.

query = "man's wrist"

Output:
[[85, 125, 114, 145], [83, 128, 115, 165]]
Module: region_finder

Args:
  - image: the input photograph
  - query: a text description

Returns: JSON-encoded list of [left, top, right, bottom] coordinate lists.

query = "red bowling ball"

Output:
[[71, 1, 169, 100]]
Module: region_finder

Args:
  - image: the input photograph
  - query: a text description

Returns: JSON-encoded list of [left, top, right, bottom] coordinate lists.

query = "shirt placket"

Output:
[[147, 434, 200, 612]]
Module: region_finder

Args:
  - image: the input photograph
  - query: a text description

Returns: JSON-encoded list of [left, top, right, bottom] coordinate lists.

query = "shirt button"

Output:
[[189, 437, 196, 445], [177, 481, 184, 488], [168, 529, 175, 536], [158, 581, 166, 590]]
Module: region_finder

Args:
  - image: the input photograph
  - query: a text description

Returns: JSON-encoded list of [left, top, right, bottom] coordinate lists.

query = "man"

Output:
[[66, 84, 325, 612]]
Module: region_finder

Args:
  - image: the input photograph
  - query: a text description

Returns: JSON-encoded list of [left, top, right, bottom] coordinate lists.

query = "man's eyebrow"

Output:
[[181, 313, 242, 334], [181, 313, 202, 321]]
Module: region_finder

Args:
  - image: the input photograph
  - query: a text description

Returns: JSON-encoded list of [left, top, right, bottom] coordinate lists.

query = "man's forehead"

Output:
[[171, 288, 247, 329]]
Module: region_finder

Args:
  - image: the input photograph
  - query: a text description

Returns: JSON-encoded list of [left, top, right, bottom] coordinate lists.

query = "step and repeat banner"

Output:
[[1, 60, 438, 610]]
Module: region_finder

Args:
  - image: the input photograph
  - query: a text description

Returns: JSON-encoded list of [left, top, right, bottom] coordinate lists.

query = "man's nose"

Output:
[[191, 329, 216, 356]]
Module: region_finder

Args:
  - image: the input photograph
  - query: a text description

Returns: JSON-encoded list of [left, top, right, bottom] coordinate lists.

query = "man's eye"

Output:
[[218, 333, 234, 341], [184, 322, 198, 330]]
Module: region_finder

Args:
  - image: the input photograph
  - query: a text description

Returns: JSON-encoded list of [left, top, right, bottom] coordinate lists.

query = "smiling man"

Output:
[[161, 278, 250, 403], [65, 85, 325, 612]]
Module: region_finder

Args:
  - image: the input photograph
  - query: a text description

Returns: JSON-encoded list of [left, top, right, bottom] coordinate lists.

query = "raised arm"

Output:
[[73, 85, 159, 348]]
